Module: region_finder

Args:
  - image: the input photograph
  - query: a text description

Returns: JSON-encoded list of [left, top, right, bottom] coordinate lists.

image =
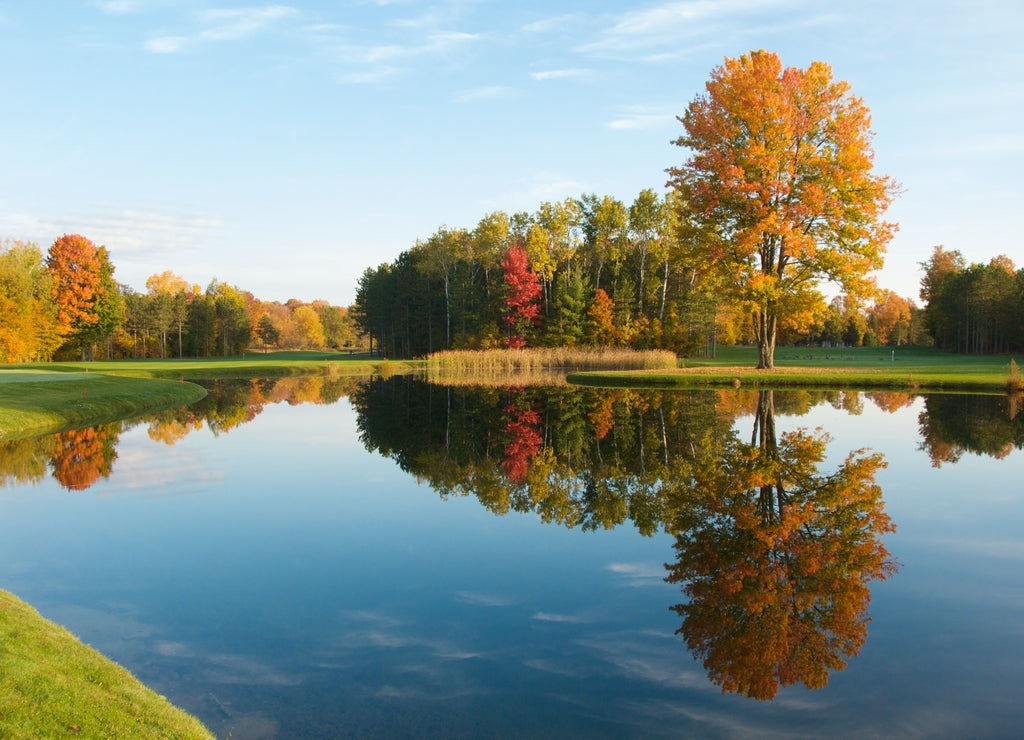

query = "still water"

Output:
[[1, 377, 1023, 738]]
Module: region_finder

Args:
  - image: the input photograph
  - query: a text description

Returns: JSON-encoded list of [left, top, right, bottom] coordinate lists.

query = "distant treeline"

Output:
[[350, 191, 946, 359], [920, 246, 1024, 354], [0, 235, 360, 362]]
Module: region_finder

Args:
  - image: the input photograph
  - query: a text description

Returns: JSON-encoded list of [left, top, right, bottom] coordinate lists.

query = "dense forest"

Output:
[[351, 51, 1023, 361], [350, 190, 964, 359], [0, 234, 359, 363]]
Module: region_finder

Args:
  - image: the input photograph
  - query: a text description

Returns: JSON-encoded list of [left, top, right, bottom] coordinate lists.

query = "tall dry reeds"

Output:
[[1009, 359, 1024, 393], [425, 347, 677, 385]]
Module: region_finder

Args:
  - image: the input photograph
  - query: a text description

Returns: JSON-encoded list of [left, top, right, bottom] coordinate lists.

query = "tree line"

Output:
[[0, 235, 360, 363], [920, 246, 1024, 354], [354, 51, 1021, 360], [354, 51, 909, 363], [351, 189, 932, 359]]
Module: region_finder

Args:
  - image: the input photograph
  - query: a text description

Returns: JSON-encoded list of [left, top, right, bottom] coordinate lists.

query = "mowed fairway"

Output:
[[570, 346, 1022, 392]]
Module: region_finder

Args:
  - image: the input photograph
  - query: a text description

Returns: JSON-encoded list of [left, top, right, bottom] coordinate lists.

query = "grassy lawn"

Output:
[[0, 372, 207, 441], [5, 350, 410, 380], [0, 590, 213, 739], [569, 345, 1023, 392], [0, 351, 416, 440]]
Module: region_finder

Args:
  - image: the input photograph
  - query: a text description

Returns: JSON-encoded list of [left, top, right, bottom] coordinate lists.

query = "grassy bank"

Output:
[[0, 372, 208, 440], [0, 589, 213, 739], [569, 345, 1022, 392], [8, 350, 416, 381], [0, 351, 416, 440]]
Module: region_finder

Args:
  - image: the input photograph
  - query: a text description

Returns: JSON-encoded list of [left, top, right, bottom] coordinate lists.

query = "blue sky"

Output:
[[1, 1, 1021, 306]]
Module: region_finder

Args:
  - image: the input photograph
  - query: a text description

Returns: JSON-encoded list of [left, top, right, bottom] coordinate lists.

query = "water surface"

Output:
[[1, 379, 1022, 738]]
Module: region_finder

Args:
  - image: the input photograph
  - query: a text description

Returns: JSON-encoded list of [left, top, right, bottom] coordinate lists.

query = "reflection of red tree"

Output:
[[50, 425, 118, 491], [502, 404, 542, 484]]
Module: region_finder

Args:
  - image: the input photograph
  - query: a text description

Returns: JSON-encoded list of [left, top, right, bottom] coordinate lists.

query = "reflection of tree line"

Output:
[[348, 380, 1020, 700], [918, 393, 1024, 466], [0, 375, 359, 491]]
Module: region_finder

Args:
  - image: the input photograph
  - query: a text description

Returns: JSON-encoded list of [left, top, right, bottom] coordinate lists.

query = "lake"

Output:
[[1, 377, 1023, 738]]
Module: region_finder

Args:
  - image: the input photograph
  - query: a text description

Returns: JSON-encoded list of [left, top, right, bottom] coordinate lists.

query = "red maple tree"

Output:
[[500, 243, 541, 349]]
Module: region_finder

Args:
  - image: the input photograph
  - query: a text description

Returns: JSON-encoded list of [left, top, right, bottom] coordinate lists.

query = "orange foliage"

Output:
[[666, 391, 897, 699], [50, 425, 119, 491], [45, 234, 102, 337]]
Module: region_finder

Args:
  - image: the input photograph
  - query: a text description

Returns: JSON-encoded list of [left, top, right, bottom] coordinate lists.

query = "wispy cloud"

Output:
[[576, 0, 819, 58], [65, 208, 222, 255], [145, 5, 299, 54], [317, 30, 483, 83], [0, 206, 220, 259], [92, 0, 146, 14], [521, 13, 583, 34], [530, 68, 589, 81], [453, 85, 512, 102], [607, 106, 677, 131]]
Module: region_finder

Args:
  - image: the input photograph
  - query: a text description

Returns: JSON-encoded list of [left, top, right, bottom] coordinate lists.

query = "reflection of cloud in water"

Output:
[[202, 653, 302, 687], [606, 561, 666, 587], [533, 611, 591, 624], [575, 631, 710, 690], [454, 590, 517, 607], [522, 658, 584, 677], [155, 640, 194, 658], [101, 446, 224, 498], [926, 536, 1024, 560]]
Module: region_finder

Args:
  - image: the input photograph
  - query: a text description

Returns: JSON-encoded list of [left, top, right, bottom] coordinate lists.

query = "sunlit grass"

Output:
[[0, 589, 213, 739], [0, 372, 207, 440], [572, 345, 1021, 392]]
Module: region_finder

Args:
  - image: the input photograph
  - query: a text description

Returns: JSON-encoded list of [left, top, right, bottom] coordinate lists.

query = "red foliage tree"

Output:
[[502, 401, 542, 484], [501, 243, 542, 349]]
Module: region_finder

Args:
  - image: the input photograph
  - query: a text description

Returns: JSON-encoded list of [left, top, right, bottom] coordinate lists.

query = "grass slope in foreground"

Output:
[[0, 590, 213, 739], [0, 372, 207, 441]]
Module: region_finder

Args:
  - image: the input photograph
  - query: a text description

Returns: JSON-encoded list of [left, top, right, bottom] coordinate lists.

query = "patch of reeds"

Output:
[[425, 347, 677, 385], [1008, 359, 1024, 393]]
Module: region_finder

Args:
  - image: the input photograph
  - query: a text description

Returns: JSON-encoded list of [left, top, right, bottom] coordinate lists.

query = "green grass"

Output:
[[0, 589, 213, 739], [0, 351, 418, 440], [7, 350, 414, 380], [0, 372, 208, 440], [569, 345, 1022, 392]]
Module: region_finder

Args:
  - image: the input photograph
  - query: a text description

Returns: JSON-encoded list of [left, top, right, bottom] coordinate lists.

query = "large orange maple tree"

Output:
[[45, 233, 103, 341], [665, 391, 898, 699], [668, 50, 898, 368]]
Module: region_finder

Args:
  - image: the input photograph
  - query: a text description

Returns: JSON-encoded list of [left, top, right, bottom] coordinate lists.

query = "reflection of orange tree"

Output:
[[49, 423, 119, 491], [145, 375, 359, 444], [665, 390, 897, 700]]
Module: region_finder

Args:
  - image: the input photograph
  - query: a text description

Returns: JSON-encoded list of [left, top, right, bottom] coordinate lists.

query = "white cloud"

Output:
[[453, 85, 512, 102], [92, 0, 144, 14], [198, 5, 299, 41], [144, 4, 299, 54], [521, 13, 582, 34], [607, 108, 677, 131], [146, 36, 188, 53], [530, 68, 589, 81], [317, 28, 483, 82], [577, 0, 815, 57]]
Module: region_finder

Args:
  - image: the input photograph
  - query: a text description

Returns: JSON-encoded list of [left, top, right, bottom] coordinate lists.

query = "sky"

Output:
[[1, 1, 1021, 307]]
